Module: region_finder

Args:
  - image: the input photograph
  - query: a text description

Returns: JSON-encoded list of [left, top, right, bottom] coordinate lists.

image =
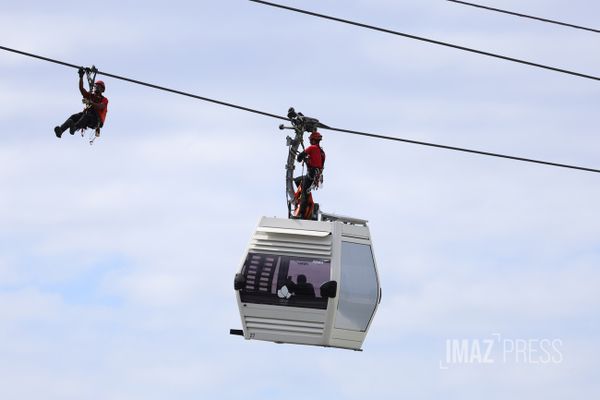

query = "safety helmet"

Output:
[[309, 131, 322, 141], [94, 81, 105, 93]]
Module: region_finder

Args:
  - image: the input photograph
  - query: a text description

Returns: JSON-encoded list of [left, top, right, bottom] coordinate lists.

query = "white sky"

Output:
[[1, 1, 599, 399]]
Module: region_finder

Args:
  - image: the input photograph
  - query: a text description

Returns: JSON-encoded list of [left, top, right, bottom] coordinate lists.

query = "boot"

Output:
[[56, 119, 74, 136], [54, 118, 73, 138]]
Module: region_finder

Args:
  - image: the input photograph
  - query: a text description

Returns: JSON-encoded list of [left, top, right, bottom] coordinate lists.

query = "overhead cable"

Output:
[[327, 126, 600, 174], [447, 0, 600, 34], [248, 0, 600, 82], [0, 45, 288, 122], [1, 44, 599, 174]]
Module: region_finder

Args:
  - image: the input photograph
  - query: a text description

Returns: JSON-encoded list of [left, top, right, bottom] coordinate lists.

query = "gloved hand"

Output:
[[78, 67, 85, 78]]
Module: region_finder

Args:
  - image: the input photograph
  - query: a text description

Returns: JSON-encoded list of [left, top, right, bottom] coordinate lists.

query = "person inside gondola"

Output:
[[284, 276, 297, 294], [294, 274, 315, 298], [294, 130, 325, 219]]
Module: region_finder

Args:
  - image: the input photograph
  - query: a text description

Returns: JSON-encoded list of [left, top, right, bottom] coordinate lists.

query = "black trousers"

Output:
[[69, 109, 100, 130]]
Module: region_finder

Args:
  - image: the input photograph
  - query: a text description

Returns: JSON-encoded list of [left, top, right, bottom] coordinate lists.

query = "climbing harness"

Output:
[[80, 66, 102, 145]]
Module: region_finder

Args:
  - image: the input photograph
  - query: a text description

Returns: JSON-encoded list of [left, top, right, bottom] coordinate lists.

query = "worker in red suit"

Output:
[[54, 68, 108, 138], [294, 131, 326, 219]]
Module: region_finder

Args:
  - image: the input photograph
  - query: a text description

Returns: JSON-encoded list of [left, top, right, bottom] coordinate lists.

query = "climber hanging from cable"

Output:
[[293, 130, 326, 219], [54, 66, 108, 142]]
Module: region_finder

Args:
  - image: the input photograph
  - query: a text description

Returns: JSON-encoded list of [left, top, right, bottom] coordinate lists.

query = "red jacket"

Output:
[[303, 144, 325, 169]]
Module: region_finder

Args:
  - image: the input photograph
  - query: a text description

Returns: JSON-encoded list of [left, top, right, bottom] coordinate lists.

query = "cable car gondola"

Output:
[[232, 213, 381, 350], [231, 109, 381, 350]]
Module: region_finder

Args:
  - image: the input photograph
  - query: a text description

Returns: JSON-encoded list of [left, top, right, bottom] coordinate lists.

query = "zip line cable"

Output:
[[447, 0, 600, 34], [327, 126, 600, 174], [248, 0, 600, 82], [0, 46, 289, 122], [1, 44, 599, 174]]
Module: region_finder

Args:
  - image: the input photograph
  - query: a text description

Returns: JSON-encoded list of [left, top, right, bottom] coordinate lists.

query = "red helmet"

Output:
[[309, 131, 322, 141], [94, 81, 105, 93]]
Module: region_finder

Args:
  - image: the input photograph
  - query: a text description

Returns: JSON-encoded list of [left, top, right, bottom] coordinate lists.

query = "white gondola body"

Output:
[[234, 214, 381, 350]]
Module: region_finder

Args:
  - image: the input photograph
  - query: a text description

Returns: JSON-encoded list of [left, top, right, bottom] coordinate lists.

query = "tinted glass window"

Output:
[[240, 253, 331, 309], [335, 242, 378, 331]]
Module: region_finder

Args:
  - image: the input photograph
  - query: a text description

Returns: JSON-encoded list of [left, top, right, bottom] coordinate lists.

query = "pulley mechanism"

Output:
[[80, 65, 102, 145]]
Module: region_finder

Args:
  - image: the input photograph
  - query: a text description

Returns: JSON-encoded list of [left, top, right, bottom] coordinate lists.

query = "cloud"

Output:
[[1, 1, 600, 399]]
